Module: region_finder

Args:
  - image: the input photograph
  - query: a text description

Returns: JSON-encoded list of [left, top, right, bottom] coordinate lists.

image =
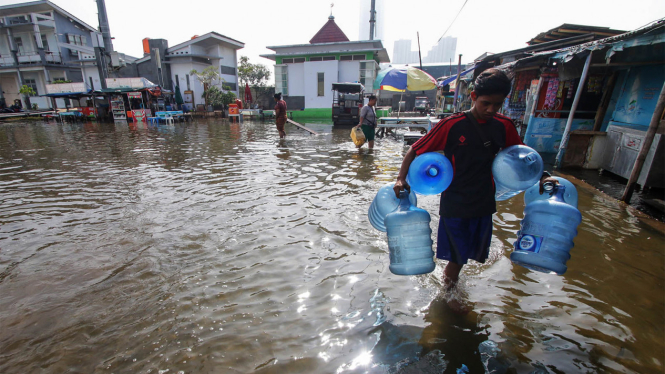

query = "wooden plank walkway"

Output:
[[286, 119, 319, 135]]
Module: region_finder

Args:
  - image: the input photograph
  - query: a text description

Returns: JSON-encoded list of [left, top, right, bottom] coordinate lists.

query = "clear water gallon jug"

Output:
[[493, 145, 544, 201], [510, 184, 582, 275], [384, 190, 436, 275], [369, 183, 418, 232], [406, 152, 454, 195], [524, 177, 578, 208]]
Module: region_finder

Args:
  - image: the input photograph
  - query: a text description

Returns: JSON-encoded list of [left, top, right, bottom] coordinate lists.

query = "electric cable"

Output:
[[437, 0, 470, 42]]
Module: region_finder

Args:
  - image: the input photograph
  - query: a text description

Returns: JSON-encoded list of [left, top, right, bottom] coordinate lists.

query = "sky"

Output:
[[3, 0, 664, 84]]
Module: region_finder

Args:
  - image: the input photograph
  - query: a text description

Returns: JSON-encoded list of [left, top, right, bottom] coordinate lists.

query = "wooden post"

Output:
[[452, 54, 462, 111], [554, 52, 593, 169], [621, 81, 665, 203], [592, 71, 619, 131]]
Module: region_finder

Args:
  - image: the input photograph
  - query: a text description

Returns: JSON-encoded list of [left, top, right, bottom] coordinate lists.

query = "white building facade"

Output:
[[261, 16, 389, 118]]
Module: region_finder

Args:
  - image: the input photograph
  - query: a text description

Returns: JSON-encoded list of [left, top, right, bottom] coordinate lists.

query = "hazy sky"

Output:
[[3, 0, 664, 82]]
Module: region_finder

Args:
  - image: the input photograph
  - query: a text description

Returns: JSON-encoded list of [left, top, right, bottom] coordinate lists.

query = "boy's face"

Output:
[[471, 91, 506, 121]]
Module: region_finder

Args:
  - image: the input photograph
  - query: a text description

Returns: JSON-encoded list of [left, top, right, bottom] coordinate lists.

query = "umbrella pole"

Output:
[[397, 91, 403, 120]]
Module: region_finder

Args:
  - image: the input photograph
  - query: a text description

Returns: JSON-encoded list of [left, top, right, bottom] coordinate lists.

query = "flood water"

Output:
[[0, 118, 663, 374]]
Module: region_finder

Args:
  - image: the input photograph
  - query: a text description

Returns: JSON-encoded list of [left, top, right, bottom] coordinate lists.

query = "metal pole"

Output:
[[417, 32, 423, 70], [452, 54, 462, 111], [369, 0, 376, 40], [621, 81, 665, 203], [554, 52, 593, 169]]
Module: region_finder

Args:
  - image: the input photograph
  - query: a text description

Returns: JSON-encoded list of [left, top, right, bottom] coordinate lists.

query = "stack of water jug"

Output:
[[369, 145, 582, 276]]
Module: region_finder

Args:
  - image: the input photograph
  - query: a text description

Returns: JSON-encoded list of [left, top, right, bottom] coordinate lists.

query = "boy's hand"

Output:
[[394, 178, 410, 198], [539, 176, 559, 195]]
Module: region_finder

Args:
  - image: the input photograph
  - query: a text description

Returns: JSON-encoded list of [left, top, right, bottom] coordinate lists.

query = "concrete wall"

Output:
[[338, 61, 360, 84], [287, 63, 305, 96], [303, 60, 338, 109]]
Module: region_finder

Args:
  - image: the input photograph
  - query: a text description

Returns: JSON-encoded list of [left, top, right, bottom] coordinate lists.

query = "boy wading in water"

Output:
[[392, 69, 554, 311]]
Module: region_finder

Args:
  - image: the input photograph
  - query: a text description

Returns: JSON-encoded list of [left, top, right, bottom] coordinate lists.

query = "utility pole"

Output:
[[452, 54, 462, 111], [94, 0, 114, 88], [369, 0, 376, 40], [621, 81, 665, 203], [417, 32, 423, 69]]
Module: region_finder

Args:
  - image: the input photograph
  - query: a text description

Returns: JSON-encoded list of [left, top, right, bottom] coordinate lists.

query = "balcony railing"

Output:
[[0, 51, 62, 66]]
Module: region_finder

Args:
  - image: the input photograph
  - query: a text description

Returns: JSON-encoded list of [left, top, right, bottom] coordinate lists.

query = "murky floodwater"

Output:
[[0, 118, 663, 374]]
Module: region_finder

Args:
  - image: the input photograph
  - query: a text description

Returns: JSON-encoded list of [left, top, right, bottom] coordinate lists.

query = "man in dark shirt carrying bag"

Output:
[[392, 69, 554, 297]]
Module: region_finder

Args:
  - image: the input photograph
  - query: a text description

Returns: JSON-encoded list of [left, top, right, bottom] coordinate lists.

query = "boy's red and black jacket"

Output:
[[411, 112, 523, 218]]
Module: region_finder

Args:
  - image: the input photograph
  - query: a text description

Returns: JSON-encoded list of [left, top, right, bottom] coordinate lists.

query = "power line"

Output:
[[437, 0, 470, 42]]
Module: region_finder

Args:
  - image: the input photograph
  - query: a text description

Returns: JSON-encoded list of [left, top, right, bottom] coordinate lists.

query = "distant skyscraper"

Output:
[[423, 36, 457, 64], [392, 39, 412, 64], [359, 0, 385, 41], [392, 36, 457, 64]]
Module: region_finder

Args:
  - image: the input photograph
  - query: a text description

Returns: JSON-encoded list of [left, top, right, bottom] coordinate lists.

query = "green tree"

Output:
[[19, 85, 35, 109], [238, 56, 272, 105], [190, 66, 221, 107]]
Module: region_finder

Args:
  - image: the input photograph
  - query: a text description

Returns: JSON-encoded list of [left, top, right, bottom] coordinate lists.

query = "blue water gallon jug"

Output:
[[510, 185, 582, 275], [524, 177, 578, 208], [493, 145, 544, 201], [369, 183, 418, 232], [406, 152, 454, 195], [384, 191, 436, 275]]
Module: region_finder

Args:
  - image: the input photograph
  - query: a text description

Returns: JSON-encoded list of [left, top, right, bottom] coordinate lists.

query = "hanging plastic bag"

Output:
[[351, 127, 366, 147]]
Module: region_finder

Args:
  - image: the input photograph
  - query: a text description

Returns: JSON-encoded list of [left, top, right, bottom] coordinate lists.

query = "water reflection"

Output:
[[0, 119, 662, 373]]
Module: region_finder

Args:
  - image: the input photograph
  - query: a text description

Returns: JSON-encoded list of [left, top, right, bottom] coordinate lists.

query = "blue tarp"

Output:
[[438, 65, 476, 87], [41, 91, 92, 97]]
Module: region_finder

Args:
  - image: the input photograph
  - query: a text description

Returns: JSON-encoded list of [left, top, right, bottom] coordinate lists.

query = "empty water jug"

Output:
[[369, 183, 418, 232], [511, 184, 582, 275], [384, 190, 436, 275], [493, 145, 544, 201], [406, 152, 454, 195], [524, 176, 578, 208]]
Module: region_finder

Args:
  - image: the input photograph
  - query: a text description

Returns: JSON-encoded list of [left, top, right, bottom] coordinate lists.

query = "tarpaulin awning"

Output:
[[438, 65, 476, 87], [41, 90, 92, 97]]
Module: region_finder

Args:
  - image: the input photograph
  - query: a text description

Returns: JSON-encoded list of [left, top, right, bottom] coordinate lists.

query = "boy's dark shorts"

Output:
[[437, 215, 493, 265]]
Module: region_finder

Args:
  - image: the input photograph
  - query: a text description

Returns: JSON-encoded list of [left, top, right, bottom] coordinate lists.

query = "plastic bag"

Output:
[[351, 127, 366, 147]]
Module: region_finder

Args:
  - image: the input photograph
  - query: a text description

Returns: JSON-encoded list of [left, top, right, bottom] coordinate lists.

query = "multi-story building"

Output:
[[261, 15, 389, 120], [0, 0, 102, 109], [132, 32, 244, 110]]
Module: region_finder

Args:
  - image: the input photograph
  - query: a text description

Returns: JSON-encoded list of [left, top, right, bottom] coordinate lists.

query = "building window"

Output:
[[13, 37, 23, 54], [309, 56, 335, 62], [175, 75, 179, 85], [340, 55, 352, 61], [221, 66, 236, 75], [275, 65, 288, 95], [186, 74, 190, 90], [360, 61, 377, 94], [23, 79, 38, 96], [340, 54, 367, 61], [317, 72, 324, 97], [282, 57, 305, 64], [67, 34, 87, 56], [41, 34, 49, 51], [223, 82, 237, 91]]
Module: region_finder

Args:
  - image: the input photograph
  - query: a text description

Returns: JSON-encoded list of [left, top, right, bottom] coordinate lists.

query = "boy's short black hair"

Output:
[[274, 93, 282, 100], [368, 95, 377, 101], [474, 68, 512, 97]]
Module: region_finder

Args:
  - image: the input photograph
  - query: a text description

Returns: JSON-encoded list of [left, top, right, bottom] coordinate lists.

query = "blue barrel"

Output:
[[384, 191, 435, 275], [524, 177, 578, 208], [406, 152, 453, 195], [369, 183, 417, 232], [511, 185, 582, 275], [493, 145, 543, 201]]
